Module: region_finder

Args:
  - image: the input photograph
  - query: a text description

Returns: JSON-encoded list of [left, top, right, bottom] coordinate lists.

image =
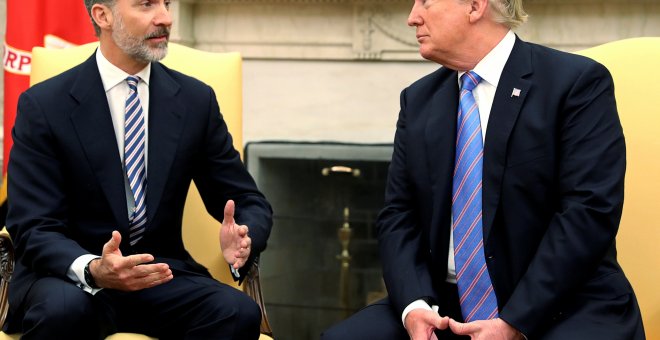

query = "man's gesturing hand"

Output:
[[90, 231, 173, 291], [220, 200, 252, 270]]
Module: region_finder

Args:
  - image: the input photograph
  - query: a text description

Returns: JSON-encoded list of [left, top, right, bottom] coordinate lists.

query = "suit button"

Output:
[[487, 255, 494, 260]]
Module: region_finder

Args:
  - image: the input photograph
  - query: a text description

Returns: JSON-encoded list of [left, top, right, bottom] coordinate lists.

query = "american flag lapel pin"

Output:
[[511, 88, 521, 97]]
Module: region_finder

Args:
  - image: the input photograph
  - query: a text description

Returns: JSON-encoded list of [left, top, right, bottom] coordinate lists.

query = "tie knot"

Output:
[[460, 71, 481, 92], [126, 76, 140, 91]]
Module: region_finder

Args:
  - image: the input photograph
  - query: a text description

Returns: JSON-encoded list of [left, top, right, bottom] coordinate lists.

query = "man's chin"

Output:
[[148, 45, 169, 62]]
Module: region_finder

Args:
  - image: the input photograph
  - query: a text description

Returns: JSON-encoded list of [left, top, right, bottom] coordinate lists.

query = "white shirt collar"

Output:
[[459, 30, 516, 88], [95, 49, 151, 92]]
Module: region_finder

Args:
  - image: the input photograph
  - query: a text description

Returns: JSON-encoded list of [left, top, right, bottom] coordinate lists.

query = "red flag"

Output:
[[3, 0, 97, 177]]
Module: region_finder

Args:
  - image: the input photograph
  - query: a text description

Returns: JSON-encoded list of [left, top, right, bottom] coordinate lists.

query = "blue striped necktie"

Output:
[[125, 76, 147, 246], [452, 71, 499, 322]]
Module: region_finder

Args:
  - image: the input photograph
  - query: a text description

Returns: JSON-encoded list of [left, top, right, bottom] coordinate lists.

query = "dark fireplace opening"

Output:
[[245, 142, 393, 340]]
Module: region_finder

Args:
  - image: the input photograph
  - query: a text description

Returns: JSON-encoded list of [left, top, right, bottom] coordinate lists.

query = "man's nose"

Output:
[[154, 2, 172, 27], [407, 2, 423, 27]]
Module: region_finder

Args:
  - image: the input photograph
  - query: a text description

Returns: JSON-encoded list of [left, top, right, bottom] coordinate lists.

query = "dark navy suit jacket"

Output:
[[377, 37, 644, 338], [6, 54, 272, 315]]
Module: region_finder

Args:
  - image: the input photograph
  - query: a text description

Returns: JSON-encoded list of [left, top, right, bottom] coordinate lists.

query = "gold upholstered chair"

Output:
[[575, 37, 660, 339], [0, 42, 273, 339]]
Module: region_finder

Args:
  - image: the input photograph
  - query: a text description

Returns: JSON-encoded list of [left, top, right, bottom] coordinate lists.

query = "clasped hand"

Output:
[[90, 231, 173, 291], [220, 200, 252, 270], [406, 308, 524, 340]]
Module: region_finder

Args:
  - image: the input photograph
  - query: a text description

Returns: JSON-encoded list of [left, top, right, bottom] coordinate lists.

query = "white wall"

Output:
[[1, 0, 659, 151], [243, 59, 437, 144]]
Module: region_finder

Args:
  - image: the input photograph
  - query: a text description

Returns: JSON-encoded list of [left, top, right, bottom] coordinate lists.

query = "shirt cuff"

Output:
[[401, 299, 439, 327], [68, 254, 103, 295], [230, 264, 240, 279]]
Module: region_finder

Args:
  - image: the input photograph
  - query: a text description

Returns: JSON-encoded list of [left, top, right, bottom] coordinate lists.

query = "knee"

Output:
[[321, 323, 347, 340], [322, 319, 362, 340], [22, 279, 100, 336], [191, 288, 261, 339], [233, 293, 261, 334]]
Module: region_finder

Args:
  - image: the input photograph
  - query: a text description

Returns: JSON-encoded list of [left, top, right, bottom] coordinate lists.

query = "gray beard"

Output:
[[112, 15, 169, 63]]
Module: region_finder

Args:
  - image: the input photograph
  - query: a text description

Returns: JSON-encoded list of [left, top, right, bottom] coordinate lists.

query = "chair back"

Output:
[[30, 42, 243, 288], [576, 37, 660, 338]]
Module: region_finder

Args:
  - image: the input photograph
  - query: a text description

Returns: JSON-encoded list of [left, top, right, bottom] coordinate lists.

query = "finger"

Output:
[[152, 273, 174, 286], [235, 247, 250, 259], [237, 225, 248, 237], [435, 316, 450, 330], [233, 258, 245, 269], [140, 268, 174, 288], [102, 230, 122, 256], [408, 325, 433, 340], [133, 263, 170, 277], [223, 200, 235, 225], [448, 319, 475, 335], [125, 254, 156, 268]]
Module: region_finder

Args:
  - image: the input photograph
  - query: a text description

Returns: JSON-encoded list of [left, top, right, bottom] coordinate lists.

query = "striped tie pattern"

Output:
[[125, 76, 147, 246], [452, 71, 499, 322]]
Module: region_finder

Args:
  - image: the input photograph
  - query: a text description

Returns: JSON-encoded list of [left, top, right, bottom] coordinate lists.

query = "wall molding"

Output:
[[173, 0, 660, 60]]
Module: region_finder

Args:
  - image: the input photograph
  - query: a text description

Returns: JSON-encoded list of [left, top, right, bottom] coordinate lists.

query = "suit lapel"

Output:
[[426, 68, 459, 251], [482, 38, 533, 242], [145, 63, 184, 227], [69, 55, 129, 230]]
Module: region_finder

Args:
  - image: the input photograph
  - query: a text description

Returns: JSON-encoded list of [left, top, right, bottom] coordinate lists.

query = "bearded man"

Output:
[[4, 1, 272, 339]]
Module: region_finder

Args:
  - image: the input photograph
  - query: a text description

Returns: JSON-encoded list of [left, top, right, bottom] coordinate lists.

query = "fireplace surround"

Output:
[[245, 141, 393, 339]]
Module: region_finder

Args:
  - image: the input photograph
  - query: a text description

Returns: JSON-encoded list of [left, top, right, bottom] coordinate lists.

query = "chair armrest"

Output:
[[244, 259, 273, 337], [0, 230, 15, 329]]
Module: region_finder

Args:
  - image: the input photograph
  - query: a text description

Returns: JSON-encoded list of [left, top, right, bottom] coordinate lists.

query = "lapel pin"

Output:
[[511, 88, 521, 97]]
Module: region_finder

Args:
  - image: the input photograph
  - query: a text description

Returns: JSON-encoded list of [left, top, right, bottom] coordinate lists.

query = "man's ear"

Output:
[[91, 4, 114, 32], [468, 0, 489, 23]]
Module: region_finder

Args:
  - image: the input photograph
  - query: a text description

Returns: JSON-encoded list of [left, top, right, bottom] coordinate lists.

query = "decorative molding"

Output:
[[526, 0, 657, 3], [178, 1, 423, 60], [172, 0, 660, 61], [192, 0, 408, 3], [352, 4, 419, 60], [190, 0, 660, 3]]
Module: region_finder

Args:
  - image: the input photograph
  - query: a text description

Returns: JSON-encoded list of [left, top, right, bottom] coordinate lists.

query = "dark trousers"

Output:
[[321, 281, 647, 340], [8, 273, 261, 340], [322, 283, 468, 340]]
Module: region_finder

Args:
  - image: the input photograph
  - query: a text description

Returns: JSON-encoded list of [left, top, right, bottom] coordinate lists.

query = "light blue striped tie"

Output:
[[125, 76, 147, 246], [452, 71, 499, 322]]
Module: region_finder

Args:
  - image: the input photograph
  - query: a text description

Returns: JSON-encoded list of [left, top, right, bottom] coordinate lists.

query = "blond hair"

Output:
[[489, 0, 528, 29]]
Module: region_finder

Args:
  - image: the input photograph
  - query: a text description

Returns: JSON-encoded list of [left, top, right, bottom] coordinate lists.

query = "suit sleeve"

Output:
[[499, 62, 626, 335], [377, 88, 436, 315], [193, 87, 273, 282], [7, 91, 90, 278]]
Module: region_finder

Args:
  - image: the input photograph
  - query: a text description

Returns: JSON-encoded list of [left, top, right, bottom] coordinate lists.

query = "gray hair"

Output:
[[84, 0, 116, 36], [489, 0, 528, 29]]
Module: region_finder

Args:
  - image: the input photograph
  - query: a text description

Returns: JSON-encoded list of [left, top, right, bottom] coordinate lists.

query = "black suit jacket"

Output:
[[377, 37, 643, 338], [6, 54, 272, 313]]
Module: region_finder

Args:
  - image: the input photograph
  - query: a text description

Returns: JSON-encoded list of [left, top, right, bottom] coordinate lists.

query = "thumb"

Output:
[[102, 230, 122, 256], [448, 319, 473, 335], [433, 316, 450, 330], [223, 200, 235, 225]]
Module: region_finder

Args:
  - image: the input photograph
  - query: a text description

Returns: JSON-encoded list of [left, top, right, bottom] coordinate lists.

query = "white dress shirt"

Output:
[[66, 49, 151, 294], [402, 30, 516, 325]]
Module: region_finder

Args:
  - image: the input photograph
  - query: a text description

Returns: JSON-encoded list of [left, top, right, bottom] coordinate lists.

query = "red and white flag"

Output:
[[2, 0, 96, 198]]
